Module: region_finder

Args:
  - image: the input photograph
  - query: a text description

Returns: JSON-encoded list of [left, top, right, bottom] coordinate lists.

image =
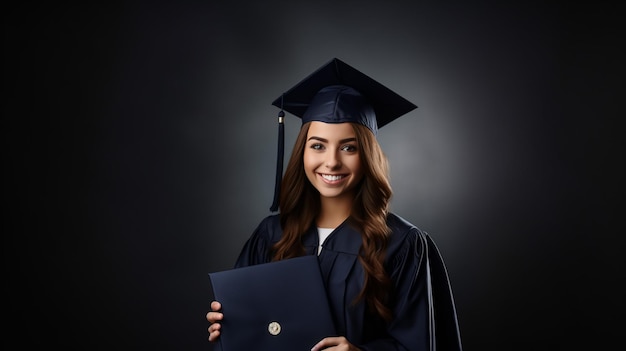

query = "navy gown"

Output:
[[234, 213, 463, 351]]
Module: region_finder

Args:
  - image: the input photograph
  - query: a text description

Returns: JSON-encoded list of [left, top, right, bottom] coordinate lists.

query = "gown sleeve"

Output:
[[359, 227, 462, 351], [232, 215, 277, 268]]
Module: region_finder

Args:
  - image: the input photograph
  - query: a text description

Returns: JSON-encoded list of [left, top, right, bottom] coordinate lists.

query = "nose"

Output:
[[325, 151, 341, 169]]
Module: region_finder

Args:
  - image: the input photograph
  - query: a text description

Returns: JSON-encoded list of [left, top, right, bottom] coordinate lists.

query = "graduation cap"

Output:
[[269, 58, 417, 211]]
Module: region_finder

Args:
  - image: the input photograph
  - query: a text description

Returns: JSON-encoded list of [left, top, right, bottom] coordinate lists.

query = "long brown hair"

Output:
[[272, 121, 394, 321]]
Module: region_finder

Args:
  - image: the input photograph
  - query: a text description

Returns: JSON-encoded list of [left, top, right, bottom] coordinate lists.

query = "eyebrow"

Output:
[[307, 136, 357, 143]]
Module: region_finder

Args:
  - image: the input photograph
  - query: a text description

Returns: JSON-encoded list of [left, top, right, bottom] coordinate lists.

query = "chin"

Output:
[[317, 188, 354, 199]]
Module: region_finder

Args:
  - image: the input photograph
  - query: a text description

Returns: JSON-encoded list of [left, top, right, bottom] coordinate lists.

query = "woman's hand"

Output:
[[206, 301, 223, 342], [311, 336, 361, 351]]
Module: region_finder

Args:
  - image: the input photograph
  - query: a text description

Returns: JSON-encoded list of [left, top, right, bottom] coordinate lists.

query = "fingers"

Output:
[[311, 336, 340, 351], [311, 336, 356, 351], [207, 323, 221, 342], [207, 300, 224, 343], [206, 301, 223, 323], [206, 311, 223, 323]]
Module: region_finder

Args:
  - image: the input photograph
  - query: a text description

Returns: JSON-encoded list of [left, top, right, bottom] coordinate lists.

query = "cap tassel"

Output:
[[270, 108, 285, 212]]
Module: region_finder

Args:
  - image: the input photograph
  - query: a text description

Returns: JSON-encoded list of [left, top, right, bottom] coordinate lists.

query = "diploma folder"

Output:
[[207, 255, 337, 351]]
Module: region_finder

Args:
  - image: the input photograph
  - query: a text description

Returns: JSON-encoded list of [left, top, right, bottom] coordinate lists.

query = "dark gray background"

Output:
[[5, 1, 624, 350]]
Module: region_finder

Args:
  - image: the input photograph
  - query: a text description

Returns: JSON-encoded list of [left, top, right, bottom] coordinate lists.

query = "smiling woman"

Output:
[[206, 58, 463, 351]]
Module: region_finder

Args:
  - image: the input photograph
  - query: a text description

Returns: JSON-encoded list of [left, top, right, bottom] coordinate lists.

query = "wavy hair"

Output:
[[272, 122, 394, 321]]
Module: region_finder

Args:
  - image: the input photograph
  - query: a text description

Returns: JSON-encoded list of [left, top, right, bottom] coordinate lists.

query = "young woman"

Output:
[[207, 59, 462, 351]]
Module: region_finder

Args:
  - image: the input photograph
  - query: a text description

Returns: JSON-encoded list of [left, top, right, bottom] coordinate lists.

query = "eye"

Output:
[[341, 144, 358, 152], [309, 143, 324, 150]]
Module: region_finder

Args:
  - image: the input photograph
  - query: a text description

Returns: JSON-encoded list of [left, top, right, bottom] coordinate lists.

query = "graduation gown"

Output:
[[234, 212, 462, 351]]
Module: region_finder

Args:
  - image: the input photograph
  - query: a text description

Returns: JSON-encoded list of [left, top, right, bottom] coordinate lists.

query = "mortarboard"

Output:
[[269, 58, 417, 211], [207, 255, 336, 351]]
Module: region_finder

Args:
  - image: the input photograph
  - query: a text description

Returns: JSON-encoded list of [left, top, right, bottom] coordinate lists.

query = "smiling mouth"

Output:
[[320, 174, 346, 182]]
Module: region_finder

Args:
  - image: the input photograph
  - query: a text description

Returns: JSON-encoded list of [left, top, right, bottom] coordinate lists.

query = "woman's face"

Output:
[[303, 121, 364, 200]]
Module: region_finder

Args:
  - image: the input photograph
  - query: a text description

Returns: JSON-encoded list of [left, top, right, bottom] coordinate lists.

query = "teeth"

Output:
[[322, 174, 344, 181]]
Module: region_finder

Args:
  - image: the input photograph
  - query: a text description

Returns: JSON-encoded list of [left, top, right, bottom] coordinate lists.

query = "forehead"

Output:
[[306, 121, 356, 139]]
